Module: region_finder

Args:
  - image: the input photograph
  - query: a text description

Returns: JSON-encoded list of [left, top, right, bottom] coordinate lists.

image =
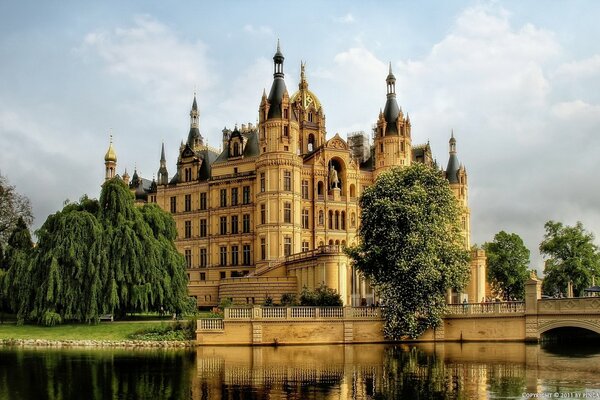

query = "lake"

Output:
[[1, 342, 600, 399]]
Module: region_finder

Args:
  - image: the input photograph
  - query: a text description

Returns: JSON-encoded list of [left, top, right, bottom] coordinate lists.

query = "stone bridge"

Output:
[[438, 276, 600, 342]]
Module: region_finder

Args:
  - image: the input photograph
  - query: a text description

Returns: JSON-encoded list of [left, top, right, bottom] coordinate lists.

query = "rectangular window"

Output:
[[302, 241, 309, 252], [243, 244, 251, 265], [302, 180, 309, 199], [284, 170, 291, 191], [231, 245, 238, 266], [199, 248, 207, 267], [184, 220, 192, 239], [220, 246, 227, 266], [284, 202, 291, 223], [220, 216, 227, 235], [184, 194, 191, 212], [231, 215, 239, 234], [242, 186, 250, 204], [199, 219, 207, 237], [170, 196, 177, 213], [220, 189, 227, 207], [302, 209, 309, 229], [185, 249, 191, 268], [284, 237, 292, 257], [200, 272, 206, 281], [260, 173, 265, 192], [283, 125, 289, 137], [220, 271, 226, 279], [260, 237, 266, 260], [200, 192, 207, 210], [231, 187, 238, 206], [242, 214, 250, 233], [260, 204, 266, 224]]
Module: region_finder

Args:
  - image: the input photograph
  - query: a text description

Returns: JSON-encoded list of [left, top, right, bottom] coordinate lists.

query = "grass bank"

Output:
[[0, 319, 204, 341]]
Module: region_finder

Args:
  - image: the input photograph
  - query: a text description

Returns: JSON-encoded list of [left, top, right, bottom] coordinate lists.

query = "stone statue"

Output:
[[329, 164, 339, 189]]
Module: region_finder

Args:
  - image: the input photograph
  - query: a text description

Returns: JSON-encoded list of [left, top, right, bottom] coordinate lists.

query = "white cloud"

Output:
[[243, 24, 273, 35], [334, 13, 355, 24], [82, 15, 215, 107], [555, 54, 600, 78]]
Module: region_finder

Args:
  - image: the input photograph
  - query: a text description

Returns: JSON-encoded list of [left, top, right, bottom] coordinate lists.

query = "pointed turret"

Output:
[[187, 94, 204, 149], [104, 134, 117, 181], [383, 62, 400, 135], [157, 142, 169, 185], [446, 132, 460, 183], [266, 40, 287, 119]]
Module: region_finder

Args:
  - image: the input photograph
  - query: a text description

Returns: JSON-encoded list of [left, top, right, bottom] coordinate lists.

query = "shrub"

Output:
[[300, 284, 343, 306]]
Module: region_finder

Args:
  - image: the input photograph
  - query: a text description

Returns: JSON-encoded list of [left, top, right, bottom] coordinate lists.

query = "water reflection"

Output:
[[1, 342, 600, 399]]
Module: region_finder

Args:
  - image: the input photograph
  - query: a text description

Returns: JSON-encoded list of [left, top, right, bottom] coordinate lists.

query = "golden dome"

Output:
[[104, 137, 117, 162], [290, 62, 322, 112]]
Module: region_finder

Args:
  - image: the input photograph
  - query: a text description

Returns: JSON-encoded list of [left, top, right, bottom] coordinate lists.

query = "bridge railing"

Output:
[[446, 301, 525, 315], [198, 306, 382, 331]]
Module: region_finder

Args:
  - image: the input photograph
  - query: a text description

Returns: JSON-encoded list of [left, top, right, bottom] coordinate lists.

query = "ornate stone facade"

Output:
[[103, 44, 486, 307]]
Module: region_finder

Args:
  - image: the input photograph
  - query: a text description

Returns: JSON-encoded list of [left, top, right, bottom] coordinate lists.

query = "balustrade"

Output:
[[446, 301, 525, 315]]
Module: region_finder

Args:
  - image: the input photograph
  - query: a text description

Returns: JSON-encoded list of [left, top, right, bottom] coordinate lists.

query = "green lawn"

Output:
[[0, 321, 173, 341]]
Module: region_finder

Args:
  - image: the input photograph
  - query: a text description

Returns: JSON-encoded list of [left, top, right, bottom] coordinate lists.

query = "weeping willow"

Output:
[[1, 179, 188, 325]]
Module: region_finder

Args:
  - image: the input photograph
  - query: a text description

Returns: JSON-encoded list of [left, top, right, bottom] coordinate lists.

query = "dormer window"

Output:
[[308, 112, 313, 122], [233, 142, 240, 157], [283, 108, 288, 119]]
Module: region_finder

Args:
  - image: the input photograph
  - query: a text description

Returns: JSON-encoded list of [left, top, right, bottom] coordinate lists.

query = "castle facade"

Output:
[[104, 43, 486, 307]]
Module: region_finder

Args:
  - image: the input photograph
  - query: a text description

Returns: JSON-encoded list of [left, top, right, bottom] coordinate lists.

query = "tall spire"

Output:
[[187, 94, 204, 148], [382, 63, 400, 135], [446, 131, 460, 183], [267, 40, 287, 119], [158, 142, 169, 185], [104, 133, 117, 181], [299, 61, 307, 90], [386, 62, 396, 97]]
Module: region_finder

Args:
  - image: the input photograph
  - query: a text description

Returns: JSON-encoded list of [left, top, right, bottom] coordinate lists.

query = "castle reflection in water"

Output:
[[192, 343, 600, 399], [2, 342, 600, 399]]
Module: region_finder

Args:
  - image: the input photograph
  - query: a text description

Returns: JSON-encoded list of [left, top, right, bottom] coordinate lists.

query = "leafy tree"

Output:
[[1, 217, 34, 321], [347, 163, 470, 339], [1, 178, 188, 325], [299, 284, 343, 306], [483, 231, 530, 300], [540, 221, 600, 296], [0, 173, 33, 248]]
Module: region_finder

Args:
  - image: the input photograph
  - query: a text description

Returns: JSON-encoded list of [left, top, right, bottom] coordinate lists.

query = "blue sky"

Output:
[[2, 1, 600, 271]]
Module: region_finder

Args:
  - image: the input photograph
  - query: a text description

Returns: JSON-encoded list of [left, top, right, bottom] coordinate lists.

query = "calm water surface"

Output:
[[1, 342, 600, 399]]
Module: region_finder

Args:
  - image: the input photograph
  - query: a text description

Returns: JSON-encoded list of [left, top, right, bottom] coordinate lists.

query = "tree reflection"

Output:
[[0, 348, 195, 400]]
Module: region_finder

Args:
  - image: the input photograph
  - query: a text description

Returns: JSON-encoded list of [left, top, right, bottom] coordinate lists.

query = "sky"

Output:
[[2, 0, 600, 272]]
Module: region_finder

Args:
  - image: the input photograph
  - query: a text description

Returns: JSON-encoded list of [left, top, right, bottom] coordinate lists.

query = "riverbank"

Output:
[[0, 338, 194, 348], [0, 321, 196, 347]]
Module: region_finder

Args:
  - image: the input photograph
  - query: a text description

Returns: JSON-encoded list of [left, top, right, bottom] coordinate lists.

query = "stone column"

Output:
[[525, 273, 542, 342]]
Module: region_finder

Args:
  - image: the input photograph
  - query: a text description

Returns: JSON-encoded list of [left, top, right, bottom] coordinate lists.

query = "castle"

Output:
[[103, 43, 487, 308]]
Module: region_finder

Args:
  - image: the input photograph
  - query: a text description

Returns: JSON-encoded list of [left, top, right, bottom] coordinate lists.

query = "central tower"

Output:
[[255, 41, 302, 268]]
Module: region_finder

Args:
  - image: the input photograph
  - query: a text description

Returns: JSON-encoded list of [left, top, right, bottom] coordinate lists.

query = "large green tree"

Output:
[[1, 178, 189, 325], [347, 163, 470, 339], [0, 217, 34, 321], [0, 173, 33, 248], [483, 231, 530, 300], [540, 220, 600, 296]]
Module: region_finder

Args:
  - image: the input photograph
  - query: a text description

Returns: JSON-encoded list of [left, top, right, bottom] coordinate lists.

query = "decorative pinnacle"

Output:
[[277, 38, 281, 53]]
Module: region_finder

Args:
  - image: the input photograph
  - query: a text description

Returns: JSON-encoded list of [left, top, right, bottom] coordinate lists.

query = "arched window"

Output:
[[319, 240, 324, 247], [328, 210, 333, 230], [335, 211, 340, 230], [328, 239, 334, 245], [308, 134, 315, 152], [318, 210, 324, 226], [317, 181, 324, 196], [341, 211, 346, 230], [335, 240, 340, 245]]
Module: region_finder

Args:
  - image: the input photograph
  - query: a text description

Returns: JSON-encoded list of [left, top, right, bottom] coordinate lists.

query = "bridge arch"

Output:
[[538, 320, 600, 336]]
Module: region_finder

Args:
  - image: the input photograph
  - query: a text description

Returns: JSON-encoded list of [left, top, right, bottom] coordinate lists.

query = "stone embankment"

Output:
[[0, 338, 194, 348]]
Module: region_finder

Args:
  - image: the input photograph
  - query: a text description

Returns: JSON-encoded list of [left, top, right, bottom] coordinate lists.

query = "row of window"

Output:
[[184, 244, 252, 268], [183, 214, 252, 239], [170, 187, 251, 213]]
